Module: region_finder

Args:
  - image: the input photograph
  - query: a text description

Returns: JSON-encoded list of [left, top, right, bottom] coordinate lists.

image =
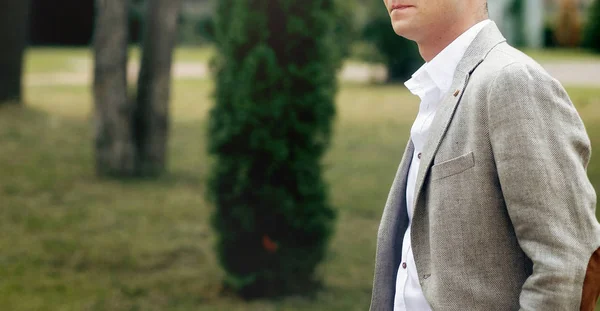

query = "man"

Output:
[[370, 1, 600, 310]]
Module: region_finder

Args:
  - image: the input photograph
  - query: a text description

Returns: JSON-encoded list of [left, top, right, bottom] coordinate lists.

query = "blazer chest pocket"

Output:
[[431, 151, 475, 181]]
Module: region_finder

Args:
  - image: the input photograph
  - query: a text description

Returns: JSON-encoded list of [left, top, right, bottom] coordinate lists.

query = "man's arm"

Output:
[[486, 62, 600, 310]]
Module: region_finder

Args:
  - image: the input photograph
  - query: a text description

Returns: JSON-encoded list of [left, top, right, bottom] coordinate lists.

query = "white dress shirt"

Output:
[[394, 19, 492, 311]]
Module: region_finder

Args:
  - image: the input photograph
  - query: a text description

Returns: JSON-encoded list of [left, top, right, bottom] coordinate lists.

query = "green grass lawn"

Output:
[[25, 47, 92, 73], [1, 76, 599, 309]]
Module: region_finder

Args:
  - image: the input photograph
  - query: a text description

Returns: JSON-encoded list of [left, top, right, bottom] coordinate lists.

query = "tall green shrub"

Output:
[[363, 2, 423, 82], [332, 0, 359, 62], [208, 0, 338, 298], [583, 0, 600, 52], [508, 0, 526, 47]]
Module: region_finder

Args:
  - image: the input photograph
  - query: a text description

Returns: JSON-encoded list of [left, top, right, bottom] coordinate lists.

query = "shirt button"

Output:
[[417, 153, 422, 159], [402, 262, 407, 269]]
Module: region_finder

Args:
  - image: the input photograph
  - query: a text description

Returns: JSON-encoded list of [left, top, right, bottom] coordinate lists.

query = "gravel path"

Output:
[[541, 63, 600, 87], [25, 60, 600, 87]]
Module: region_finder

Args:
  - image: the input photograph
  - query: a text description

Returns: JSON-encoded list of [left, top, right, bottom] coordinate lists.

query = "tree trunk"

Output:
[[135, 0, 182, 176], [93, 0, 136, 176], [0, 0, 31, 104]]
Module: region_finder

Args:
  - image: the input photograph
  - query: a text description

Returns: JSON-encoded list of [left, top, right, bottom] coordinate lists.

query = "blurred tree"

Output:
[[208, 0, 338, 298], [93, 0, 181, 177], [195, 15, 216, 43], [201, 0, 355, 61], [583, 0, 600, 52], [29, 0, 94, 46], [555, 0, 583, 47], [543, 18, 558, 48], [28, 0, 147, 46], [135, 0, 182, 176], [508, 0, 526, 47], [129, 0, 146, 44], [0, 0, 32, 104], [132, 0, 213, 46], [332, 0, 358, 64], [362, 1, 423, 83], [93, 0, 136, 175]]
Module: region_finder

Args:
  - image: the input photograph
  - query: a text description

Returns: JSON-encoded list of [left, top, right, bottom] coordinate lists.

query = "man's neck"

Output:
[[417, 17, 488, 62]]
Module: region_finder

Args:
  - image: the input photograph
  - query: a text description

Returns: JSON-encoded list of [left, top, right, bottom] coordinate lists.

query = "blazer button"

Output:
[[417, 153, 422, 159], [402, 262, 407, 269]]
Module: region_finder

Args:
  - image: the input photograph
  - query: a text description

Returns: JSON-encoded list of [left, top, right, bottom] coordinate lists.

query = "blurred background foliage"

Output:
[[19, 0, 600, 79], [361, 0, 423, 82], [20, 0, 600, 49], [583, 0, 600, 51], [208, 0, 338, 298], [0, 0, 599, 310]]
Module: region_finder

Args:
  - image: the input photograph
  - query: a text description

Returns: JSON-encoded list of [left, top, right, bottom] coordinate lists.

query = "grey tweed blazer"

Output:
[[370, 22, 600, 311]]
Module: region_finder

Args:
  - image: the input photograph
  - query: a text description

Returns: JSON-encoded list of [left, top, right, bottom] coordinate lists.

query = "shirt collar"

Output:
[[405, 19, 492, 97]]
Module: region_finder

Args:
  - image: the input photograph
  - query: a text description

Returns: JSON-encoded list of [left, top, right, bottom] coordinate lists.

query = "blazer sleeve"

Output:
[[486, 62, 600, 310]]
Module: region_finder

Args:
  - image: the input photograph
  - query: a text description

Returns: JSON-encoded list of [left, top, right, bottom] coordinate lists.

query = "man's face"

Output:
[[383, 0, 466, 42]]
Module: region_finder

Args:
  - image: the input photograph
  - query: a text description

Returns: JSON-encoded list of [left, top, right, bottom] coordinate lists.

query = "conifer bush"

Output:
[[583, 0, 600, 53], [207, 0, 338, 298]]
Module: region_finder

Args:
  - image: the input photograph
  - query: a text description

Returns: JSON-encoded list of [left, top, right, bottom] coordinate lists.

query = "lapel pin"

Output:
[[453, 89, 461, 97]]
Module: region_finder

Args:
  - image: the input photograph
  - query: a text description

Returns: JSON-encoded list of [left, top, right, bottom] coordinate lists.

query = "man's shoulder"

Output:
[[485, 43, 540, 67], [471, 43, 558, 92]]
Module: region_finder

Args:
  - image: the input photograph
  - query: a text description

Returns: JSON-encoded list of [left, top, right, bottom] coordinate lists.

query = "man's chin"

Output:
[[391, 22, 416, 40]]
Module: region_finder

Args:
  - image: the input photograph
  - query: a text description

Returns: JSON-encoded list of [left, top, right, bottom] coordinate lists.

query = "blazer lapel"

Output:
[[412, 22, 508, 222]]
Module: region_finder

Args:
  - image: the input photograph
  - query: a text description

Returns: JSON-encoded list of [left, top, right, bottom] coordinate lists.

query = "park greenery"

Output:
[[208, 0, 338, 297], [362, 1, 423, 82], [0, 0, 599, 309], [584, 0, 600, 52], [1, 48, 599, 310]]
